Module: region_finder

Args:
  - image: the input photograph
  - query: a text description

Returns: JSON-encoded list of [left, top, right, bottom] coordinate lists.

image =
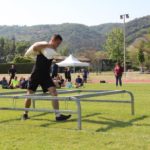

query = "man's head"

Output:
[[11, 64, 15, 68], [49, 34, 63, 49]]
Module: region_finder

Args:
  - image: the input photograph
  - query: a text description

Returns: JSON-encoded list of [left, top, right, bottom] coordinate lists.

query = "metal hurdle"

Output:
[[0, 89, 134, 130]]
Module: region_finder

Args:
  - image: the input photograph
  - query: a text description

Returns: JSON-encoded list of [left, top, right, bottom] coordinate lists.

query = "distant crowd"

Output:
[[0, 64, 89, 90]]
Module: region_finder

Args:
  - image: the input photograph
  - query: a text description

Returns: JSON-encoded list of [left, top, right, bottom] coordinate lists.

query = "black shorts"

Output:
[[27, 75, 55, 93]]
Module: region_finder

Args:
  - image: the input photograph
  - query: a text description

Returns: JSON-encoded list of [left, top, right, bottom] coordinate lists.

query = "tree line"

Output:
[[0, 27, 150, 71], [0, 37, 31, 63], [77, 28, 150, 71]]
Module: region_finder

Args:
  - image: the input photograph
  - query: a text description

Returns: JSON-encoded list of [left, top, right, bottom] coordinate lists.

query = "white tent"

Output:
[[56, 54, 90, 67]]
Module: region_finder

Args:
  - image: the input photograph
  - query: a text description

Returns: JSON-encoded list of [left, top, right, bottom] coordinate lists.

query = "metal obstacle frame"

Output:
[[0, 89, 134, 130]]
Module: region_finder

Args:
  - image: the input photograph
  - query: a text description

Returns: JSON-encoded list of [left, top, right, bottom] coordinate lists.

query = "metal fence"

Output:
[[0, 89, 134, 130]]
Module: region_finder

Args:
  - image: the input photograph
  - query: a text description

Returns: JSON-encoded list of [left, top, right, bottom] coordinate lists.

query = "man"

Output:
[[64, 67, 71, 81], [0, 77, 9, 89], [22, 34, 71, 121], [51, 62, 59, 78], [8, 64, 17, 85], [82, 69, 88, 83], [75, 75, 83, 88], [10, 76, 20, 89]]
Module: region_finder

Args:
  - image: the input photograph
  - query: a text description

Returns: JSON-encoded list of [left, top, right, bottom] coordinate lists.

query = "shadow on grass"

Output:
[[82, 115, 149, 132], [39, 112, 102, 127], [0, 112, 50, 124], [2, 112, 148, 132], [0, 112, 102, 128]]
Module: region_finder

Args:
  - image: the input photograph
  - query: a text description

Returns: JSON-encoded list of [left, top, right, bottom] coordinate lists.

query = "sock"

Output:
[[55, 110, 61, 117]]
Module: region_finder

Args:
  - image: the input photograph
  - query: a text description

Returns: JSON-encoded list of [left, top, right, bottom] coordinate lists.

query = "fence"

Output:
[[0, 89, 134, 130]]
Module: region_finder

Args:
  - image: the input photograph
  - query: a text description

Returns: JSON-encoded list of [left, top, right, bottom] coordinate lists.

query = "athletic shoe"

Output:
[[56, 114, 71, 121], [22, 114, 30, 120]]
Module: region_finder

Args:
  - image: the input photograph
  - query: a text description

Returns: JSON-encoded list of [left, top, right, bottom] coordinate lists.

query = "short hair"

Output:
[[52, 34, 63, 41]]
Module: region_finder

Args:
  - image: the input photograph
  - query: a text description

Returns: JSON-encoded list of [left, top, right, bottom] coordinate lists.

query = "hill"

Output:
[[0, 15, 150, 52]]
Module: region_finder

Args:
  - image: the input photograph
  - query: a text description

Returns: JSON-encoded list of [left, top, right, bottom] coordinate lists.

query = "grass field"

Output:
[[0, 83, 150, 150]]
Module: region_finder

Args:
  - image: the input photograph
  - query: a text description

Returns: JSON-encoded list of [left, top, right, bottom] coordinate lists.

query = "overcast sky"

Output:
[[0, 0, 149, 26]]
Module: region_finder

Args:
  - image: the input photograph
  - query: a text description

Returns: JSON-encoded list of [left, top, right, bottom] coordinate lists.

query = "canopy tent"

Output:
[[56, 54, 90, 67]]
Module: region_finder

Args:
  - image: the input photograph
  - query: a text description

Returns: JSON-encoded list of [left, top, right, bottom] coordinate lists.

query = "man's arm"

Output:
[[32, 42, 51, 52]]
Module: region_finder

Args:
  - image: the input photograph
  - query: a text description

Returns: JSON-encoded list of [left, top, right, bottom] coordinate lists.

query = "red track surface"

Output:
[[92, 79, 150, 83]]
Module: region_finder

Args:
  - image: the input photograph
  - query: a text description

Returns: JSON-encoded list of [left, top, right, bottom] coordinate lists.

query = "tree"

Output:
[[11, 36, 16, 54], [3, 38, 11, 56], [138, 49, 145, 64], [58, 44, 70, 56], [127, 46, 139, 68], [16, 41, 31, 55], [104, 28, 124, 62], [76, 49, 109, 72], [13, 55, 33, 63], [0, 37, 5, 61], [137, 44, 145, 72]]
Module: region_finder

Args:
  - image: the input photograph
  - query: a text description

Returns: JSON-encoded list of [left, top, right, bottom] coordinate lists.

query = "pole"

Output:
[[123, 16, 126, 75]]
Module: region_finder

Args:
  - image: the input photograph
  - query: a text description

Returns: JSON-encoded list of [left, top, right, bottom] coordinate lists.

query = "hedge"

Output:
[[0, 63, 34, 73]]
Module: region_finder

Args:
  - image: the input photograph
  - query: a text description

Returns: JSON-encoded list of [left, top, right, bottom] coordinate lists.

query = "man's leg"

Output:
[[22, 89, 34, 120], [9, 75, 13, 85], [48, 86, 71, 121], [47, 87, 59, 110]]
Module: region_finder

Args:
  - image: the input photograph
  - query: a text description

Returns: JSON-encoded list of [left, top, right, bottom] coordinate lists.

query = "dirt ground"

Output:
[[1, 72, 150, 83]]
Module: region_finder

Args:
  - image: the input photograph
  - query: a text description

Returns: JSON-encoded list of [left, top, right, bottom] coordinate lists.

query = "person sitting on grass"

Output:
[[10, 76, 20, 89], [53, 74, 61, 88], [66, 79, 73, 88], [60, 75, 65, 87], [0, 77, 9, 89], [75, 75, 83, 88], [19, 77, 28, 89]]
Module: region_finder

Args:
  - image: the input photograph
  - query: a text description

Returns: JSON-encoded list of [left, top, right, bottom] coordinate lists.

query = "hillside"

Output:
[[0, 15, 150, 52]]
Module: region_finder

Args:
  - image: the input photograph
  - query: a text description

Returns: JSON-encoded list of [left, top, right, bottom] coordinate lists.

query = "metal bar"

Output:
[[75, 90, 127, 99], [58, 90, 80, 94], [32, 100, 35, 108], [0, 91, 27, 95], [125, 91, 135, 115], [0, 95, 71, 100], [79, 99, 131, 103], [0, 107, 77, 114], [71, 97, 82, 130], [0, 89, 80, 95], [78, 90, 112, 93]]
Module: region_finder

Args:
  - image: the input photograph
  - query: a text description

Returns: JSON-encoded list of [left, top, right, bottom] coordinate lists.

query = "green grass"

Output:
[[0, 83, 150, 150]]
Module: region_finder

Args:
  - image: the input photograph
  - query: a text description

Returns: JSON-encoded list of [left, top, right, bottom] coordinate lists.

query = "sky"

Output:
[[0, 0, 149, 26]]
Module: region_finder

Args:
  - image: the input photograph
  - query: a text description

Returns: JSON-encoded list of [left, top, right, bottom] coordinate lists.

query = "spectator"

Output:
[[8, 64, 17, 85], [82, 69, 88, 83], [20, 77, 28, 89], [75, 75, 83, 88], [64, 67, 71, 81], [51, 61, 59, 78], [10, 76, 20, 89], [114, 62, 124, 87], [53, 74, 61, 88], [0, 77, 9, 89], [59, 75, 65, 87], [66, 79, 73, 88]]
